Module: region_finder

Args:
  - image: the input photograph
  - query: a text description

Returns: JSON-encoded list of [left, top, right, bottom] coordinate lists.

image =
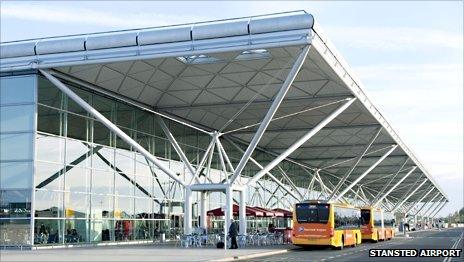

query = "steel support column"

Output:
[[239, 189, 247, 235], [229, 45, 311, 184], [224, 187, 233, 249], [199, 192, 207, 231], [328, 127, 382, 201], [40, 69, 186, 186], [184, 186, 193, 235], [333, 144, 398, 202], [392, 179, 428, 213], [248, 98, 356, 185], [372, 166, 417, 207]]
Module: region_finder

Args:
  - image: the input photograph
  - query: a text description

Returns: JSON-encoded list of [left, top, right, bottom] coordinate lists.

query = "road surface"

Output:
[[246, 228, 463, 262]]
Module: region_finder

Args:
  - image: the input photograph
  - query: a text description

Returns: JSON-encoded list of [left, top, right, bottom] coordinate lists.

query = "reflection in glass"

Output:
[[34, 190, 63, 218], [0, 162, 32, 189], [0, 75, 35, 105], [65, 166, 90, 193], [64, 192, 89, 219], [114, 196, 134, 219], [0, 219, 31, 246], [66, 139, 91, 166], [37, 106, 63, 136], [34, 219, 63, 245], [0, 104, 35, 133], [0, 133, 33, 161], [38, 77, 62, 109], [0, 190, 32, 218], [91, 194, 113, 219], [35, 161, 63, 191], [115, 220, 133, 241], [36, 134, 64, 163], [91, 170, 114, 194], [66, 114, 89, 142], [65, 219, 88, 243]]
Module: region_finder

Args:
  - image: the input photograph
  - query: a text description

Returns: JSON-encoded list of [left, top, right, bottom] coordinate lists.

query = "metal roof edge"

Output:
[[310, 20, 448, 200]]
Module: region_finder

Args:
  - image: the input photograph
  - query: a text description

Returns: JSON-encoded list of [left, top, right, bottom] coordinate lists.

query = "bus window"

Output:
[[334, 207, 361, 229], [295, 203, 330, 223], [361, 209, 370, 225]]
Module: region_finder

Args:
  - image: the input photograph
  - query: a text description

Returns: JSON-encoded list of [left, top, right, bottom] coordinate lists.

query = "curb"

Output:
[[209, 249, 288, 262]]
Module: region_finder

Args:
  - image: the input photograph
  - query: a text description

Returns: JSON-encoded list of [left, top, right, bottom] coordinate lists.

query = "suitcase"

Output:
[[216, 241, 224, 248]]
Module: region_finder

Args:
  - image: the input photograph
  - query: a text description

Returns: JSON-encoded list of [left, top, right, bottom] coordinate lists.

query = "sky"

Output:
[[1, 1, 462, 217]]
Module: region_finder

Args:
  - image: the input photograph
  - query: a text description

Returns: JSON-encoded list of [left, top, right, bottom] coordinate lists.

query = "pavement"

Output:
[[0, 243, 289, 262], [0, 228, 462, 262], [244, 227, 464, 262]]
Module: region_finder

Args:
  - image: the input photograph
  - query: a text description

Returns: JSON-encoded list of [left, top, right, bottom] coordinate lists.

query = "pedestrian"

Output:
[[229, 219, 238, 249]]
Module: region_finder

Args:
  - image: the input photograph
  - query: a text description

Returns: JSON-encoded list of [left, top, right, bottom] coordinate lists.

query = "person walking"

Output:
[[229, 219, 238, 249]]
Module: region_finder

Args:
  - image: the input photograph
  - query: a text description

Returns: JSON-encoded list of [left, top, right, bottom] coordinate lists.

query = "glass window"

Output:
[[0, 133, 33, 161], [34, 190, 63, 218], [0, 189, 32, 218], [35, 161, 63, 191], [34, 219, 63, 245], [0, 218, 31, 246], [65, 219, 88, 243], [37, 105, 63, 136], [66, 139, 91, 167], [134, 175, 153, 198], [66, 113, 89, 142], [36, 134, 65, 163], [66, 87, 90, 116], [0, 75, 36, 105], [114, 171, 134, 196], [64, 192, 89, 219], [135, 197, 152, 218], [91, 146, 114, 171], [114, 196, 134, 219], [0, 104, 35, 132], [91, 194, 113, 219], [116, 102, 133, 128], [64, 166, 90, 193], [93, 121, 112, 146], [91, 169, 114, 194], [361, 209, 370, 226], [0, 162, 33, 189], [134, 219, 151, 240], [38, 77, 62, 109], [115, 219, 133, 241], [295, 203, 330, 223]]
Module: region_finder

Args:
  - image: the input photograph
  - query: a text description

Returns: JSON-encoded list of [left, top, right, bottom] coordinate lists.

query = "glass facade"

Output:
[[0, 73, 298, 247], [0, 75, 36, 247]]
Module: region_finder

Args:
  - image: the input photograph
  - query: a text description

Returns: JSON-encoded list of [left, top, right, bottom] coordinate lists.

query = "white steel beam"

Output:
[[229, 45, 311, 184], [188, 139, 215, 184], [424, 197, 445, 217], [392, 178, 428, 213], [415, 192, 440, 216], [40, 69, 186, 186], [248, 97, 356, 185], [333, 144, 398, 202], [328, 127, 382, 201], [407, 186, 434, 211], [226, 138, 301, 201], [371, 158, 409, 202], [372, 166, 417, 207], [159, 117, 197, 179], [431, 201, 447, 218]]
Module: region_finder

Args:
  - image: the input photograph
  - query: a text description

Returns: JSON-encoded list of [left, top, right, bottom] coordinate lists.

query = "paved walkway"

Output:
[[0, 243, 291, 261]]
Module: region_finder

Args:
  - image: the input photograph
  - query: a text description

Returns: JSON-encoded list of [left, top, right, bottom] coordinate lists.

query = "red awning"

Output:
[[252, 206, 280, 217], [207, 204, 264, 217], [272, 208, 292, 218]]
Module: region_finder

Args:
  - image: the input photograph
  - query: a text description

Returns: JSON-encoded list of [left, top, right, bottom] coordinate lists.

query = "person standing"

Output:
[[229, 219, 238, 249]]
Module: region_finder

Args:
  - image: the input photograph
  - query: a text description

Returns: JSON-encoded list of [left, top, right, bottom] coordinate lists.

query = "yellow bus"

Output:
[[360, 207, 395, 242], [292, 201, 362, 249]]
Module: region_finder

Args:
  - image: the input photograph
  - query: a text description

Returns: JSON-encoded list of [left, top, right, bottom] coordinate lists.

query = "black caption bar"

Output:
[[369, 249, 462, 257]]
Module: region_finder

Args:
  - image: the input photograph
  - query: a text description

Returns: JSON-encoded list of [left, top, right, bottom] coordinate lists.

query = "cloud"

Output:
[[1, 2, 208, 29], [325, 25, 463, 51]]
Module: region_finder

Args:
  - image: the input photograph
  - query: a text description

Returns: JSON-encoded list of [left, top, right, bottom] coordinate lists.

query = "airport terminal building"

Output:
[[0, 11, 448, 248]]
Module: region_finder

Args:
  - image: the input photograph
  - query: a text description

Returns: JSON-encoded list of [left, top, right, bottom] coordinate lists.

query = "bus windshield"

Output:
[[361, 209, 370, 225], [296, 203, 330, 223]]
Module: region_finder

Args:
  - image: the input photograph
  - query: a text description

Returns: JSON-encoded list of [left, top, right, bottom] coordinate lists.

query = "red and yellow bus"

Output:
[[360, 207, 395, 242], [292, 201, 362, 249]]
